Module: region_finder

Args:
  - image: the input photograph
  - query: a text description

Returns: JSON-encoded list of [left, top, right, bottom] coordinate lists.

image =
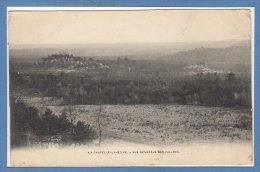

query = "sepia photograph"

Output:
[[8, 8, 253, 167]]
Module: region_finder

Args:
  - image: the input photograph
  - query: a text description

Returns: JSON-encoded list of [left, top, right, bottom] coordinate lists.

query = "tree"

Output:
[[10, 97, 40, 146], [71, 121, 96, 143], [62, 103, 77, 136], [97, 104, 102, 145], [94, 80, 109, 146], [41, 109, 55, 142]]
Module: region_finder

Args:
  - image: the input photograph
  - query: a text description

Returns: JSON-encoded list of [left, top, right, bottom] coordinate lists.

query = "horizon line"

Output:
[[9, 39, 250, 48]]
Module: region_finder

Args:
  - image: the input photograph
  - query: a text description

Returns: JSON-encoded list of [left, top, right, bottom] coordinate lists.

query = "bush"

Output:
[[71, 121, 97, 143], [10, 97, 96, 147]]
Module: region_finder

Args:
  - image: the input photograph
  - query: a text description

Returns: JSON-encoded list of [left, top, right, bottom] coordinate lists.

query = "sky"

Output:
[[8, 9, 251, 46]]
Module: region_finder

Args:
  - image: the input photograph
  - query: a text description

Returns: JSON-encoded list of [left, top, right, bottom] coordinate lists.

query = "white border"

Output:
[[6, 7, 255, 167], [251, 7, 255, 167], [6, 7, 10, 167], [7, 7, 254, 10]]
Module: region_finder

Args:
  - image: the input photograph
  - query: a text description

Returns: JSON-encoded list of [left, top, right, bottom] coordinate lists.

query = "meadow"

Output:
[[45, 104, 252, 146]]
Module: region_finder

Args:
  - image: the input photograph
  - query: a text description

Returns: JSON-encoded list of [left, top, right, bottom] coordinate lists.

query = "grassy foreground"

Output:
[[46, 104, 252, 146]]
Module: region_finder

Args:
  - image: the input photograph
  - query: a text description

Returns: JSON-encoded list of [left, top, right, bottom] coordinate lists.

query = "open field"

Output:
[[42, 104, 252, 146]]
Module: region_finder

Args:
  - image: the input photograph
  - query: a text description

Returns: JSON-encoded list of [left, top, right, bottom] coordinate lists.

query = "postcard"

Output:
[[7, 8, 254, 167]]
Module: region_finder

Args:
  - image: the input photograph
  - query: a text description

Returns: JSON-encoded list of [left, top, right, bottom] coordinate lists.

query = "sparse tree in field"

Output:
[[67, 104, 76, 134], [66, 104, 76, 123], [97, 103, 102, 145], [95, 103, 109, 146], [97, 80, 103, 145], [41, 109, 53, 142], [94, 80, 108, 146]]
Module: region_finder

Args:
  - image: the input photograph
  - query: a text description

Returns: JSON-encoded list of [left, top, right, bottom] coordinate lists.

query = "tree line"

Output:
[[10, 71, 251, 108]]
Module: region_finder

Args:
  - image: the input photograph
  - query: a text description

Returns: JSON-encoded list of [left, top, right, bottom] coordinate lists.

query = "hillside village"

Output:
[[38, 54, 110, 72]]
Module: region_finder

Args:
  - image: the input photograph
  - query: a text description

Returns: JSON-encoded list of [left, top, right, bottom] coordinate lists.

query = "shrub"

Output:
[[10, 97, 96, 147], [71, 121, 97, 143]]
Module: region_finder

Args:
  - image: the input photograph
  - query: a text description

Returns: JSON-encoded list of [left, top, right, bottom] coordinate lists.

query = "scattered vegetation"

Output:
[[10, 97, 97, 147]]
